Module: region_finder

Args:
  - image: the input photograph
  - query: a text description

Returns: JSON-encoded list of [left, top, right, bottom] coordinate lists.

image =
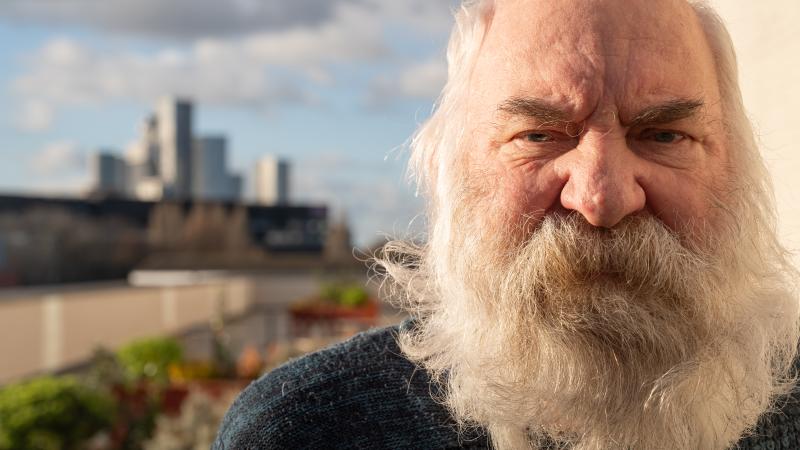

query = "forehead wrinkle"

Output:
[[472, 0, 720, 140]]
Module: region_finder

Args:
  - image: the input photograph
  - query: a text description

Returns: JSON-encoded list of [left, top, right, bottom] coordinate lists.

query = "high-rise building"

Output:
[[254, 156, 289, 205], [192, 136, 240, 201], [158, 97, 193, 199], [84, 97, 247, 203], [92, 151, 128, 197], [226, 174, 243, 202], [125, 115, 163, 201], [138, 115, 160, 178]]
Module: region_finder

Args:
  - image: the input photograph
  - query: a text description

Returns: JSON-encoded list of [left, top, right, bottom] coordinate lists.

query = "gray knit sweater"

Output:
[[213, 323, 800, 449]]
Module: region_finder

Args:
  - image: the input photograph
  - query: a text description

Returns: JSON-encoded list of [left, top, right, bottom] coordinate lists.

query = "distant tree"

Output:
[[147, 203, 186, 250], [178, 203, 252, 252]]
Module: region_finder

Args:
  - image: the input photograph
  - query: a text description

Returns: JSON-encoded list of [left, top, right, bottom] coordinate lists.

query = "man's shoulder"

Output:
[[738, 387, 800, 449], [213, 323, 488, 449]]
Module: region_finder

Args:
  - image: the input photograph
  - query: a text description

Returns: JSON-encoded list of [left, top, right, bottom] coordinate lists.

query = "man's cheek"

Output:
[[471, 161, 556, 235], [637, 167, 725, 247]]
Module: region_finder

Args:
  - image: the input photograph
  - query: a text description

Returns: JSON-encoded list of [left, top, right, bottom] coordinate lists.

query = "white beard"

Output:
[[382, 208, 800, 450]]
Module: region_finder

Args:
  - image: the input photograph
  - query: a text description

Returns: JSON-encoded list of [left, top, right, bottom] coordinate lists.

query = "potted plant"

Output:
[[289, 281, 379, 337], [0, 376, 114, 450], [110, 337, 184, 446]]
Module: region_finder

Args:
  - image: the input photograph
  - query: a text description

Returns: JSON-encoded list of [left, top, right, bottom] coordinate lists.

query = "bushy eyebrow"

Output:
[[496, 96, 705, 128], [625, 99, 705, 128], [496, 97, 573, 124]]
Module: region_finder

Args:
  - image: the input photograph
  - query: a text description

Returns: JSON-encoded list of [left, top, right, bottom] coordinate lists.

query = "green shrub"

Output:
[[339, 285, 369, 307], [320, 283, 342, 302], [319, 282, 369, 307], [117, 337, 183, 384], [0, 376, 114, 450]]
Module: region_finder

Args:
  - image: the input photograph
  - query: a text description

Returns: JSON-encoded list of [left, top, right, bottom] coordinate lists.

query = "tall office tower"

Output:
[[192, 136, 239, 201], [158, 97, 193, 199], [139, 115, 160, 178], [125, 115, 164, 201], [254, 156, 289, 205], [226, 174, 243, 201], [92, 151, 128, 197]]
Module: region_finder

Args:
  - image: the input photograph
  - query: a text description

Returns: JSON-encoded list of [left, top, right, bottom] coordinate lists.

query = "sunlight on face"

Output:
[[462, 0, 728, 242]]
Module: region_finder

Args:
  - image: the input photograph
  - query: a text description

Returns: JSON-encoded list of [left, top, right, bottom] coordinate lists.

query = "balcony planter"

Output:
[[289, 296, 379, 338], [289, 298, 378, 321]]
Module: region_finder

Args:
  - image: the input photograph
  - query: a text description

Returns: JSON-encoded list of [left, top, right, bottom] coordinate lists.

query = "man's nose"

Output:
[[558, 134, 646, 228]]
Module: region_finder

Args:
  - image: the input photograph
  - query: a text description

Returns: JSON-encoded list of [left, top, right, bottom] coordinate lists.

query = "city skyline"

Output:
[[92, 97, 245, 203], [0, 1, 451, 246]]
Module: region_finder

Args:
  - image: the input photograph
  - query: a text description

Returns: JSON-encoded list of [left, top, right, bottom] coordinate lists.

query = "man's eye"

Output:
[[522, 133, 554, 143], [647, 131, 686, 144]]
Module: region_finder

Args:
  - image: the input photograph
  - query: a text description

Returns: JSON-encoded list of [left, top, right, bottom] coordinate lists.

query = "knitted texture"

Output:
[[214, 323, 800, 449], [213, 322, 488, 449]]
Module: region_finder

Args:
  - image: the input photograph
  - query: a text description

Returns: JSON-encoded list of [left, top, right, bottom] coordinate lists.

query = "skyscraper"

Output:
[[125, 115, 164, 201], [192, 136, 240, 201], [226, 175, 243, 202], [138, 115, 160, 178], [92, 151, 128, 197], [254, 156, 289, 205], [158, 97, 193, 199]]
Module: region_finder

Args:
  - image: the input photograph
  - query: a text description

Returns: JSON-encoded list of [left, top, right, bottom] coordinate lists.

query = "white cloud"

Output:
[[16, 99, 55, 132], [28, 141, 86, 176], [8, 1, 456, 134], [0, 0, 341, 39], [367, 58, 448, 107], [10, 2, 394, 114], [241, 3, 387, 67], [12, 37, 307, 111], [396, 59, 448, 98], [361, 0, 455, 35], [0, 0, 455, 40]]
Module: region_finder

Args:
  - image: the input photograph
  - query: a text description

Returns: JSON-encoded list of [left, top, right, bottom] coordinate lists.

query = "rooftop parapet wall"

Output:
[[0, 277, 255, 384]]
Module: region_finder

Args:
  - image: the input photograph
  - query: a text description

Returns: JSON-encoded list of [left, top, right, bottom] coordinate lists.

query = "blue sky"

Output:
[[0, 0, 457, 246]]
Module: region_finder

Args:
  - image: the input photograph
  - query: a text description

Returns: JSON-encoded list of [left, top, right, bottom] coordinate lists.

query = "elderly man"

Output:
[[215, 0, 800, 449]]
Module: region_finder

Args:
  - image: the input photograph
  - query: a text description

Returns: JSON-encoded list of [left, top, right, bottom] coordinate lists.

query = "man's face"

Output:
[[462, 0, 728, 240]]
